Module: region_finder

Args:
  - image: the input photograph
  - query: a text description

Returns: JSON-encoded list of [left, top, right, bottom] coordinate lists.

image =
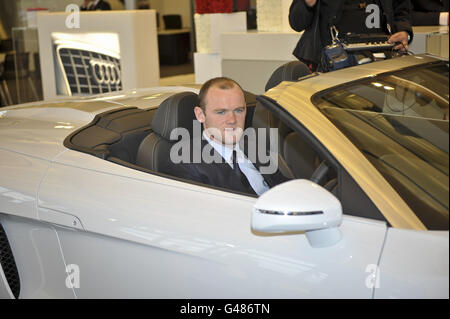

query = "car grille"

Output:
[[58, 48, 122, 95], [0, 222, 20, 299]]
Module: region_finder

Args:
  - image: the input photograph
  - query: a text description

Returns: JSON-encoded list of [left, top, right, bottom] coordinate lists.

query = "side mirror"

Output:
[[252, 179, 343, 248]]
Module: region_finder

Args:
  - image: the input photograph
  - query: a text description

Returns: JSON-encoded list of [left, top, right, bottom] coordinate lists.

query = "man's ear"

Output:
[[194, 106, 205, 123]]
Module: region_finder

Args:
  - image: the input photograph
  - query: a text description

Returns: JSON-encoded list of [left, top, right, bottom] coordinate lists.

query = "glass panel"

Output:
[[320, 61, 449, 120], [313, 62, 449, 230], [9, 26, 43, 104]]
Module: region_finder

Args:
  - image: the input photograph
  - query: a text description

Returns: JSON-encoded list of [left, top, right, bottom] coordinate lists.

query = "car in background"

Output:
[[0, 54, 448, 298]]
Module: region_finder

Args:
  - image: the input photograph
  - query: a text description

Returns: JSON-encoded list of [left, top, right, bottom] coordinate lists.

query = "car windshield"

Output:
[[313, 61, 449, 230]]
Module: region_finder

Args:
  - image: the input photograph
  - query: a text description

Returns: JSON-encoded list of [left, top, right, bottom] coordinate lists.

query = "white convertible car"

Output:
[[0, 54, 448, 299]]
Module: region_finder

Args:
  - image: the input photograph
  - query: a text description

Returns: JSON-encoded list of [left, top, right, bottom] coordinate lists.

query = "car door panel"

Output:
[[0, 149, 49, 220], [37, 153, 388, 298], [52, 215, 386, 298]]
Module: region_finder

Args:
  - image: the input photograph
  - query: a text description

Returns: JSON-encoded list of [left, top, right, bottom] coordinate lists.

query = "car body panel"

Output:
[[375, 228, 449, 298], [0, 254, 15, 299], [0, 214, 76, 298], [0, 87, 199, 161], [37, 155, 388, 298], [30, 146, 389, 298], [0, 149, 49, 220], [50, 216, 387, 298], [286, 55, 442, 93]]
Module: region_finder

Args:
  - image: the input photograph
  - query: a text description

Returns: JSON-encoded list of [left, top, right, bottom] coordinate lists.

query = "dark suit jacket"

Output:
[[411, 0, 449, 25], [161, 138, 289, 196], [289, 0, 413, 64]]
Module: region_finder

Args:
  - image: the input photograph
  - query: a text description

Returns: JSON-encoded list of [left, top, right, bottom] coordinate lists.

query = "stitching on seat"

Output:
[[163, 99, 170, 138], [172, 95, 180, 137], [168, 95, 181, 138], [151, 135, 159, 170]]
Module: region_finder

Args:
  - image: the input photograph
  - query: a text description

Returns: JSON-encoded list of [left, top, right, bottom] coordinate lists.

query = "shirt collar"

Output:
[[203, 131, 245, 165]]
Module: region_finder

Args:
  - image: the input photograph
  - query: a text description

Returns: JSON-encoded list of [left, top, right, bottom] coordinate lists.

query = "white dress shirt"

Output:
[[203, 132, 270, 196]]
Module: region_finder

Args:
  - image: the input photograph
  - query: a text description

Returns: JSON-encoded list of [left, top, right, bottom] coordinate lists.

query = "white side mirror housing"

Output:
[[252, 179, 343, 248]]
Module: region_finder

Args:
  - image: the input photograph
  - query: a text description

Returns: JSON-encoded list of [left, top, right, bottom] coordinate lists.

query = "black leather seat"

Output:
[[251, 61, 317, 179], [283, 131, 320, 179], [135, 92, 199, 171], [265, 61, 311, 92], [254, 60, 313, 154]]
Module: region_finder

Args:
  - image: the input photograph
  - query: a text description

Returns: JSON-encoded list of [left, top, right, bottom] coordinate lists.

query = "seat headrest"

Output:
[[152, 92, 199, 140], [265, 61, 311, 92], [252, 101, 279, 129]]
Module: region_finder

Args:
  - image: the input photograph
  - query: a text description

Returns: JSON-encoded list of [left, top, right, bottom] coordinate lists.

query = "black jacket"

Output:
[[289, 0, 414, 64], [161, 138, 289, 196], [411, 0, 449, 26], [81, 0, 111, 11]]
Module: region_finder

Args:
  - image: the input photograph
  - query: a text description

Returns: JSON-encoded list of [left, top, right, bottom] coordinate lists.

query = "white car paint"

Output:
[[38, 155, 388, 298], [0, 57, 448, 298], [375, 228, 449, 298], [2, 143, 388, 298]]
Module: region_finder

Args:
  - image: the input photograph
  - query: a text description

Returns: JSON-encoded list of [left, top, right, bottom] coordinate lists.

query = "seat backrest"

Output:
[[257, 60, 311, 152], [283, 131, 319, 179], [265, 61, 311, 92], [249, 60, 313, 179], [252, 101, 293, 153], [135, 91, 199, 171], [251, 103, 295, 179]]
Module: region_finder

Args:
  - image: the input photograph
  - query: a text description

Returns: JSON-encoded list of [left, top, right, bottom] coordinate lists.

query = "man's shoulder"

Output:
[[161, 137, 230, 184]]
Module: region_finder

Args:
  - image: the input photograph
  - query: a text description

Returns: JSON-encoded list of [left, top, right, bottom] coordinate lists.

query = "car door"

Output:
[[37, 148, 387, 298]]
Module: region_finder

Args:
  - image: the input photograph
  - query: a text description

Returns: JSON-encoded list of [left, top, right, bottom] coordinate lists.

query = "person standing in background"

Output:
[[81, 0, 112, 11], [289, 0, 413, 71], [411, 0, 449, 26]]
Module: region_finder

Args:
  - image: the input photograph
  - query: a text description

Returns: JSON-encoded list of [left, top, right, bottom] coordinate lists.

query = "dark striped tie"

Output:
[[232, 150, 253, 191]]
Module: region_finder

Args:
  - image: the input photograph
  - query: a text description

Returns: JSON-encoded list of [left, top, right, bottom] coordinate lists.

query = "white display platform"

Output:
[[194, 52, 222, 84], [37, 10, 159, 100], [193, 12, 246, 84], [221, 30, 301, 94], [256, 0, 293, 32], [194, 12, 247, 53]]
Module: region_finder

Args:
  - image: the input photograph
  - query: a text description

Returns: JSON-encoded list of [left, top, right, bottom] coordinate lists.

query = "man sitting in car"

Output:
[[161, 77, 288, 196]]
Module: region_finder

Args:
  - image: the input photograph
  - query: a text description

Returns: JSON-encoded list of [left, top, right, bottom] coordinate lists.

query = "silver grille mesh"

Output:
[[0, 222, 20, 299], [58, 48, 122, 95]]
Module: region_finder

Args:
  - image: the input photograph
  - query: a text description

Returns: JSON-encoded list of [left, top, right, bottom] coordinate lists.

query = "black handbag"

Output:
[[320, 41, 358, 72], [320, 26, 358, 72]]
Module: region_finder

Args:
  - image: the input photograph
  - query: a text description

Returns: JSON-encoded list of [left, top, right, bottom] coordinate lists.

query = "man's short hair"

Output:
[[198, 77, 244, 111]]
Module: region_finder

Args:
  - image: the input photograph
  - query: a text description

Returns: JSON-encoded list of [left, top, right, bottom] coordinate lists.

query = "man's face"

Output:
[[194, 85, 247, 146]]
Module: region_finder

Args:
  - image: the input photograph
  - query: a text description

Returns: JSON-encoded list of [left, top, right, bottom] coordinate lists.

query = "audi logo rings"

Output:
[[89, 58, 121, 85]]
